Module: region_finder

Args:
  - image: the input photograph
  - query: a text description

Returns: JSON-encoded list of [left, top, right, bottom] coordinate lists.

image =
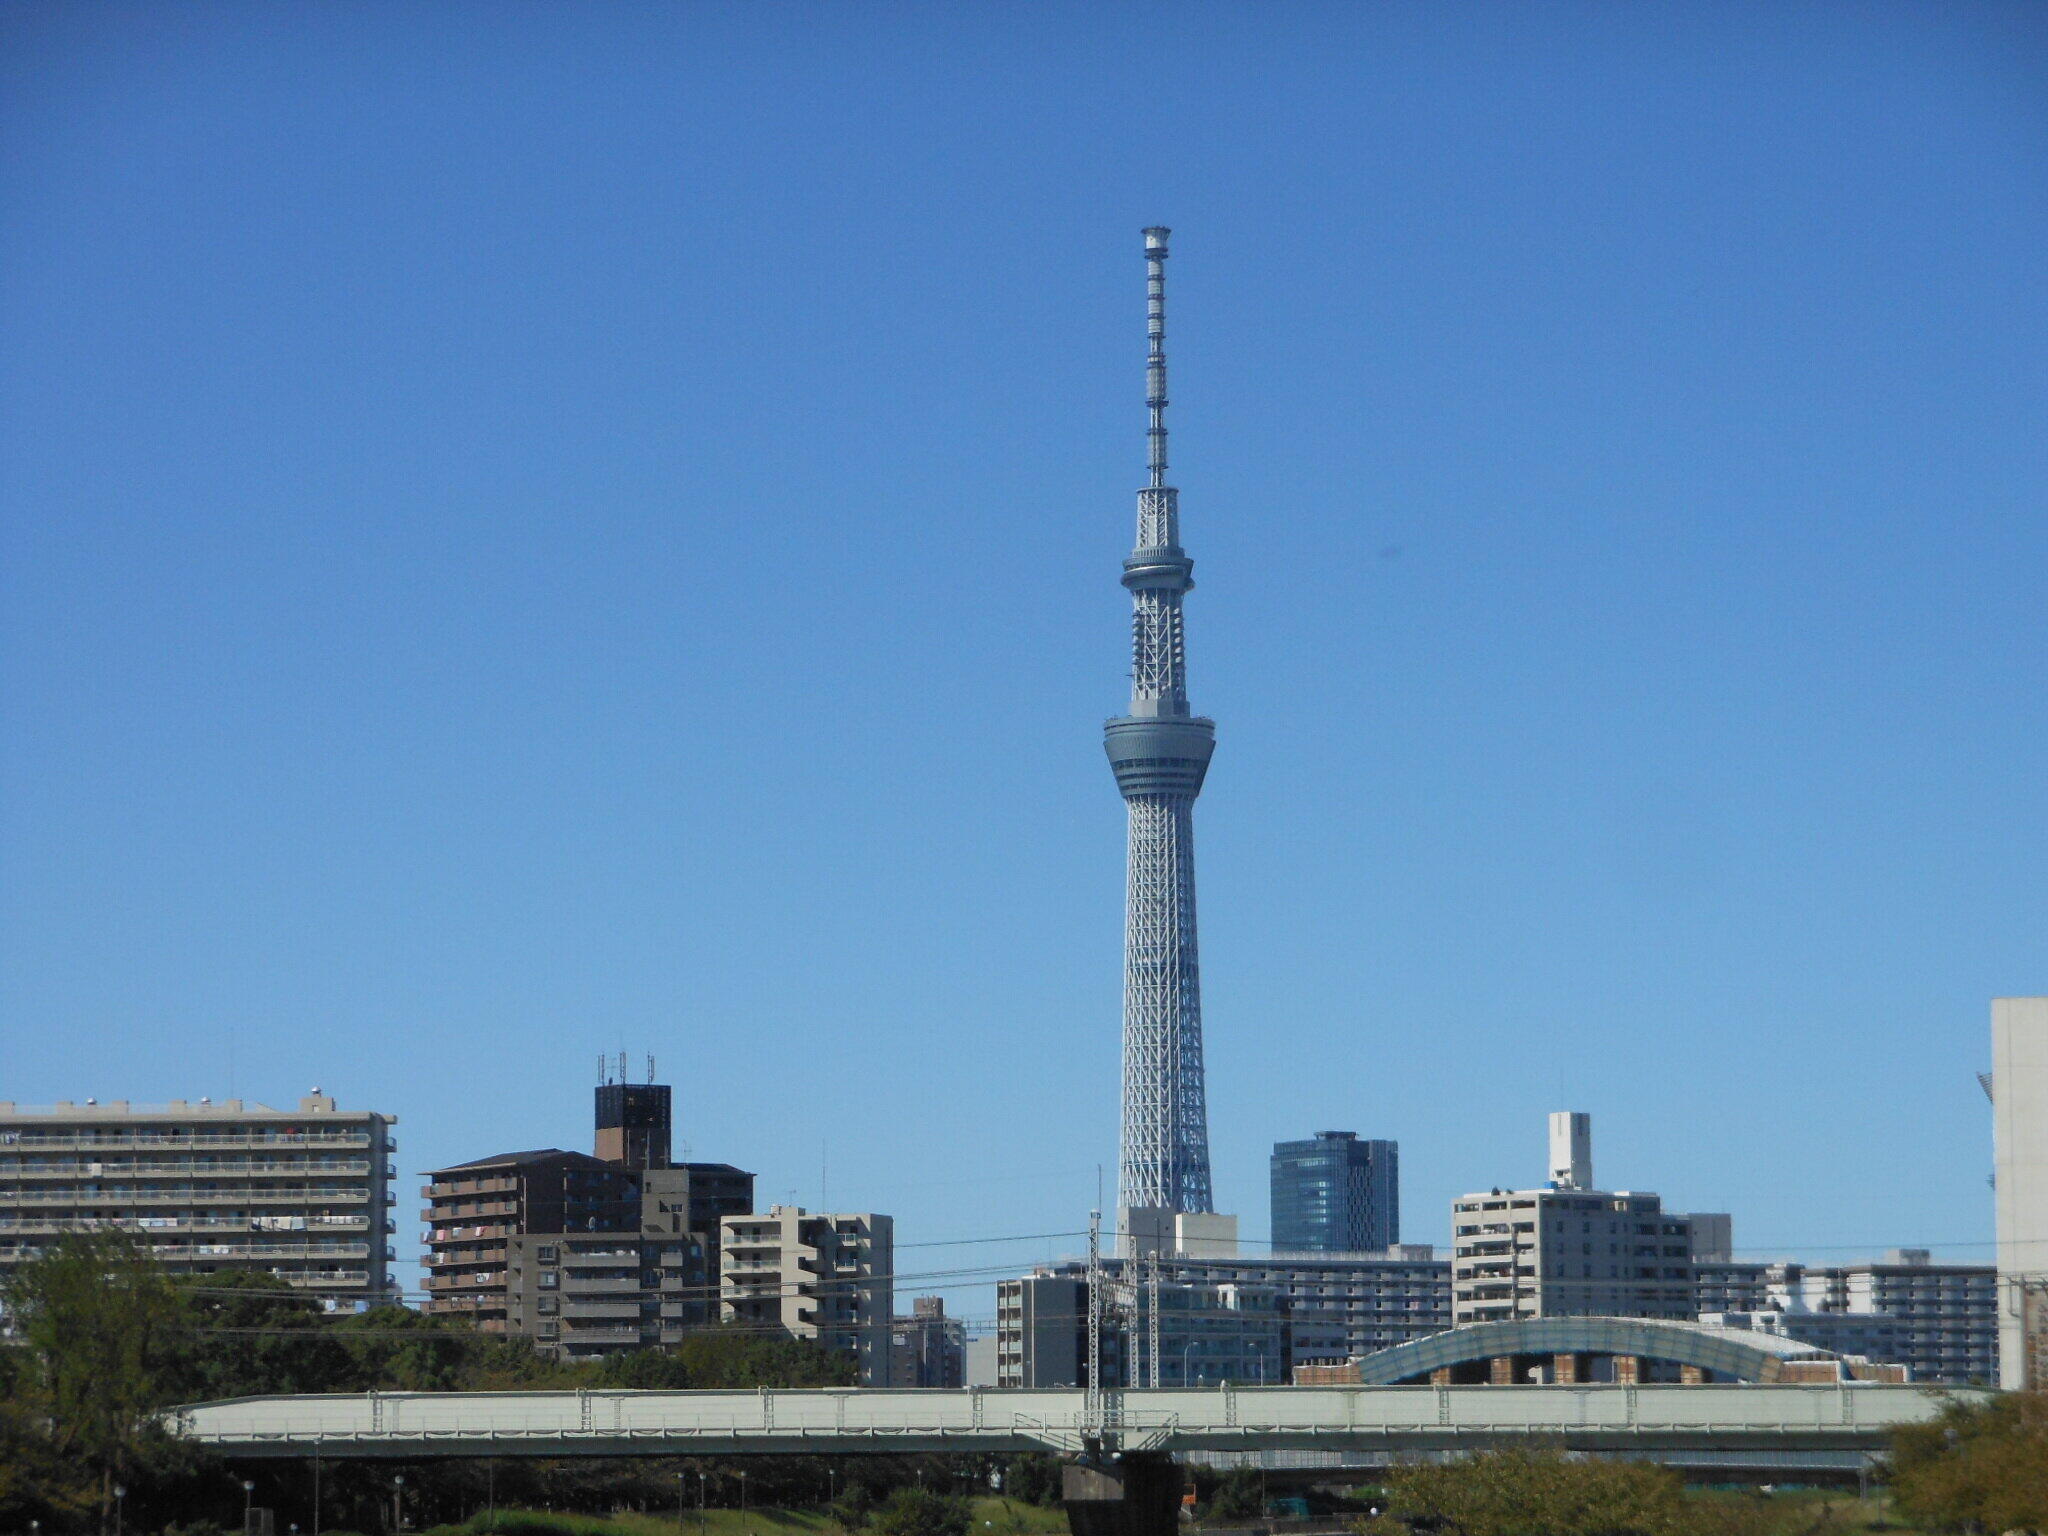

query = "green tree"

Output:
[[1356, 1448, 1768, 1536], [868, 1487, 973, 1536], [174, 1270, 360, 1399], [1, 1230, 194, 1530], [996, 1456, 1064, 1509], [1888, 1389, 2048, 1533], [662, 1327, 860, 1388], [1207, 1469, 1263, 1521]]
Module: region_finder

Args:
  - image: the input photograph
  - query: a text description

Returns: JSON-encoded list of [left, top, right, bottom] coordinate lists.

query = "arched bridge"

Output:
[[1345, 1318, 1883, 1387]]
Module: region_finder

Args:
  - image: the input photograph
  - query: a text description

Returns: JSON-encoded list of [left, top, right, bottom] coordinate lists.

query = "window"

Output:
[[539, 1270, 559, 1290]]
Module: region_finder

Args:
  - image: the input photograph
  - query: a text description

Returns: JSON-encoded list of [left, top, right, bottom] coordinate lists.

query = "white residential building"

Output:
[[720, 1205, 893, 1385], [0, 1093, 398, 1307]]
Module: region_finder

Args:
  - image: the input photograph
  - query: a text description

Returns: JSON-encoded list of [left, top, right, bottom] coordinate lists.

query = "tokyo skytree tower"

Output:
[[1104, 227, 1216, 1216]]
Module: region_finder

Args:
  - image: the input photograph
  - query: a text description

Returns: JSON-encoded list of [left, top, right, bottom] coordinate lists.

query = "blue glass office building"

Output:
[[1271, 1132, 1399, 1252]]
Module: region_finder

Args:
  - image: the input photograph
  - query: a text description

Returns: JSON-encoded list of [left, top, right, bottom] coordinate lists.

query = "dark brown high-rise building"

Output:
[[595, 1082, 671, 1170], [421, 1076, 753, 1357]]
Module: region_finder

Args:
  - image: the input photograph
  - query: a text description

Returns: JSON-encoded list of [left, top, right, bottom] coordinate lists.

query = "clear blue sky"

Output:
[[4, 3, 2044, 1314]]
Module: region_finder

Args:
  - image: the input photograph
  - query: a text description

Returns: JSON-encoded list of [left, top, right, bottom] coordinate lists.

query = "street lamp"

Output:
[[114, 1483, 127, 1536], [245, 1479, 258, 1536], [675, 1472, 686, 1534], [827, 1468, 836, 1514], [393, 1474, 406, 1536]]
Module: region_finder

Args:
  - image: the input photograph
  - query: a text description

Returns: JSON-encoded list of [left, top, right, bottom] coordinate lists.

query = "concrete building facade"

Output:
[[422, 1148, 638, 1331], [1270, 1133, 1398, 1253], [720, 1205, 894, 1385], [1453, 1187, 1696, 1324], [422, 1077, 754, 1354], [995, 1270, 1089, 1389], [1165, 1248, 1451, 1362], [993, 1263, 1286, 1388], [890, 1295, 968, 1388], [0, 1093, 397, 1306], [1453, 1115, 1728, 1326], [1993, 996, 2048, 1390], [1763, 1252, 1997, 1387]]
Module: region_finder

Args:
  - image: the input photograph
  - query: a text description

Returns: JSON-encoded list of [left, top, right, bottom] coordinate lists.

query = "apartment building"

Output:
[[0, 1093, 398, 1306], [890, 1295, 968, 1388], [720, 1205, 894, 1385], [995, 1270, 1092, 1388], [1766, 1252, 1996, 1387], [1694, 1259, 1770, 1315], [1452, 1187, 1698, 1323], [1166, 1248, 1451, 1361], [422, 1073, 755, 1354], [421, 1149, 638, 1330], [993, 1264, 1286, 1388], [1452, 1113, 1718, 1325]]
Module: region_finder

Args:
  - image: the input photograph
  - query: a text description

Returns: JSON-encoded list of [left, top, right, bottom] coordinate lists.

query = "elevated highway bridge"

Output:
[[173, 1381, 1977, 1471]]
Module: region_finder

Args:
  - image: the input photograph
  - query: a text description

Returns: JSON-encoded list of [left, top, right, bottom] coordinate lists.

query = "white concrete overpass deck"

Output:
[[171, 1383, 1984, 1461]]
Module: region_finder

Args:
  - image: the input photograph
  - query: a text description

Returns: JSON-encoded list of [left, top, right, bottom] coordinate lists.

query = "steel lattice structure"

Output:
[[1105, 227, 1216, 1216]]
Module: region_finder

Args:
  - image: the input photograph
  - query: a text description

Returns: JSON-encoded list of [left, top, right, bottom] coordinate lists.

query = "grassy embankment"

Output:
[[426, 1490, 1919, 1536], [419, 1498, 1069, 1536]]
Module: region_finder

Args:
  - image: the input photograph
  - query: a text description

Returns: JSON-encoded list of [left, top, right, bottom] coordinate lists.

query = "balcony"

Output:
[[563, 1299, 642, 1319], [1, 1131, 373, 1152], [423, 1270, 507, 1291], [151, 1241, 373, 1261], [564, 1275, 648, 1294], [3, 1159, 372, 1179]]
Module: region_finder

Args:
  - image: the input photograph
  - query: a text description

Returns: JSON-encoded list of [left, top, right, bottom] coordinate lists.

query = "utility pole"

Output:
[[1085, 1208, 1104, 1435]]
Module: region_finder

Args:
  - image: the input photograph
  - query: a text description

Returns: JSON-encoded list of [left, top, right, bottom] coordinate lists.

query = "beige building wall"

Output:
[[0, 1093, 397, 1306], [720, 1205, 894, 1384], [1452, 1188, 1694, 1324]]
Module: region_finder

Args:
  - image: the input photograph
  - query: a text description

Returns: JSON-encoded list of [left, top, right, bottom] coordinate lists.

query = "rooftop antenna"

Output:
[[646, 1053, 656, 1085]]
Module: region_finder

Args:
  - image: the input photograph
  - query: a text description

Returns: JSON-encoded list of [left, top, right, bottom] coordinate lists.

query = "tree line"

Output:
[[0, 1230, 878, 1535]]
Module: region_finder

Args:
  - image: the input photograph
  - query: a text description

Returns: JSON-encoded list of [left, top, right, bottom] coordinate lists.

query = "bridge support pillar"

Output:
[[1614, 1355, 1641, 1384], [1063, 1454, 1180, 1536], [1553, 1354, 1578, 1385], [1429, 1367, 1452, 1387], [1488, 1355, 1514, 1385], [1680, 1364, 1705, 1385]]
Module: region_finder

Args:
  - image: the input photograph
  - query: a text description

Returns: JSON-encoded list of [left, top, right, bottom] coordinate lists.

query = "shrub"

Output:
[[1888, 1389, 2048, 1533], [1355, 1448, 1773, 1536], [867, 1487, 973, 1536]]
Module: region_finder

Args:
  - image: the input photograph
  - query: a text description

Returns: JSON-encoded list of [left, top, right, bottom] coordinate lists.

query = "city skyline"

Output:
[[3, 3, 2043, 1299]]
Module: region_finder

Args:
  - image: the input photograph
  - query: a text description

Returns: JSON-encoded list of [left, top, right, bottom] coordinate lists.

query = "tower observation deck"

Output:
[[1105, 227, 1215, 1216]]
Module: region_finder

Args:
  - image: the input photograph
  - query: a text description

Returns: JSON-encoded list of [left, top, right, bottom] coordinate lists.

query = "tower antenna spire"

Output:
[[1144, 226, 1170, 490]]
